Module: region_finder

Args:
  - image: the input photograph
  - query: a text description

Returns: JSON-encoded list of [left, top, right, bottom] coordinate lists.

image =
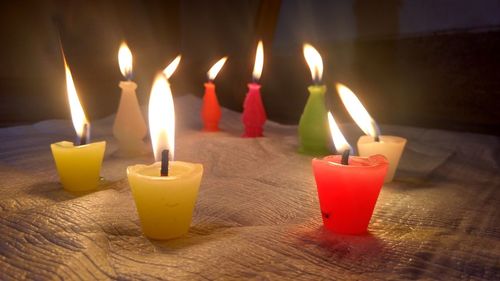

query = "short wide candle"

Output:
[[127, 161, 203, 240], [51, 141, 106, 192], [312, 154, 388, 234], [358, 135, 406, 183]]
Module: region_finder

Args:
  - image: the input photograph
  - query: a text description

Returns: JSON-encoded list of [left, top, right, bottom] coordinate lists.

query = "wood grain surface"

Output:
[[0, 96, 498, 280]]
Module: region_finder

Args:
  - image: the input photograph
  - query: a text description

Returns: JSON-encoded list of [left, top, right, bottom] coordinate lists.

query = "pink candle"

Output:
[[242, 83, 266, 137], [242, 40, 267, 137]]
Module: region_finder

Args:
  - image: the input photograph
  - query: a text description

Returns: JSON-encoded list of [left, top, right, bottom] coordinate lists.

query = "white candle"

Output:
[[336, 83, 406, 183], [113, 42, 147, 156]]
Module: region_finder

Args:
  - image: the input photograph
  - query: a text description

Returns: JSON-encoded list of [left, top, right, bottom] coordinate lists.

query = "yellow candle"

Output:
[[127, 161, 203, 239], [336, 83, 407, 183], [357, 135, 406, 182], [52, 50, 106, 192], [128, 60, 203, 240], [51, 141, 106, 191], [113, 42, 147, 156]]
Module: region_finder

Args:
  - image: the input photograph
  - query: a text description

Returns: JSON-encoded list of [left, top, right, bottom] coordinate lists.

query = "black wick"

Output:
[[374, 134, 380, 142], [161, 149, 170, 176], [79, 123, 88, 146], [341, 150, 350, 165]]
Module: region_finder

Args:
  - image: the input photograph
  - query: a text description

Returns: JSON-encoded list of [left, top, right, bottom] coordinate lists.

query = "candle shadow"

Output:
[[25, 178, 118, 201], [23, 182, 78, 203], [148, 223, 235, 252], [293, 224, 388, 261]]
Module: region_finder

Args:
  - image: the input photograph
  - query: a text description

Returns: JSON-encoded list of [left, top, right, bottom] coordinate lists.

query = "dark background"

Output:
[[1, 0, 499, 135]]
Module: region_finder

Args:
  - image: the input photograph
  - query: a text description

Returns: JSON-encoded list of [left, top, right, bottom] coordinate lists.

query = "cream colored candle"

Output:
[[51, 53, 106, 192], [336, 83, 406, 183], [113, 42, 147, 156], [127, 161, 203, 239], [358, 135, 406, 182]]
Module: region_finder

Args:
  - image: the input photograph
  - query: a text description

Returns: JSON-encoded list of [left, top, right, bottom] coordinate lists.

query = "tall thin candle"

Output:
[[242, 40, 267, 137], [298, 44, 330, 155], [202, 57, 227, 131]]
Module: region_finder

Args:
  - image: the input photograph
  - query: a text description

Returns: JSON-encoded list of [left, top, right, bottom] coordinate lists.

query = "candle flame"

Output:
[[252, 40, 264, 81], [336, 83, 380, 138], [207, 56, 228, 81], [163, 55, 181, 79], [63, 56, 89, 139], [327, 111, 351, 154], [118, 41, 133, 79], [149, 73, 175, 161], [303, 43, 323, 83]]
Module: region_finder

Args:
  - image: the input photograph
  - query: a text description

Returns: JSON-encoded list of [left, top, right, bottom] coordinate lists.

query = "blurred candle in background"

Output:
[[242, 40, 267, 137], [113, 42, 147, 156], [298, 44, 330, 155], [201, 57, 227, 131], [51, 54, 106, 192], [336, 83, 406, 182]]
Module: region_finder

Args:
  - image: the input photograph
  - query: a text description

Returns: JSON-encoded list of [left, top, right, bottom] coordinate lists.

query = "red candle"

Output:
[[312, 154, 388, 234], [202, 57, 227, 131], [202, 82, 221, 131], [242, 40, 266, 137], [312, 112, 388, 234]]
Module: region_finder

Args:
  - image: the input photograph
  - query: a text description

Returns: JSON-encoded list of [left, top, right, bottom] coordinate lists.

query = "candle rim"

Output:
[[358, 135, 407, 144], [127, 161, 203, 180], [51, 140, 106, 149], [313, 154, 388, 168]]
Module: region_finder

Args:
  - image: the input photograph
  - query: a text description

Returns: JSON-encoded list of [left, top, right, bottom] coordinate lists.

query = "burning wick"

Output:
[[161, 149, 169, 176], [341, 150, 350, 165], [374, 135, 380, 142], [79, 123, 88, 146]]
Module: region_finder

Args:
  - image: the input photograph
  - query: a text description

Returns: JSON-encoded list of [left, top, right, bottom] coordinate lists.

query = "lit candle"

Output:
[[298, 44, 330, 155], [127, 60, 203, 240], [51, 54, 106, 192], [201, 56, 227, 131], [242, 40, 267, 137], [312, 112, 388, 234], [113, 42, 147, 156], [336, 83, 407, 183]]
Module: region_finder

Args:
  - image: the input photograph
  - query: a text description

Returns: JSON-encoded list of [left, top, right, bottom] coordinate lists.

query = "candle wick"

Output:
[[79, 123, 88, 146], [161, 149, 169, 176], [341, 150, 350, 165], [374, 134, 380, 142]]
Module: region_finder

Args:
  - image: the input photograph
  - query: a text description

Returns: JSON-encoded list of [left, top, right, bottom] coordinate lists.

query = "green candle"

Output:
[[298, 44, 330, 155], [298, 85, 330, 155]]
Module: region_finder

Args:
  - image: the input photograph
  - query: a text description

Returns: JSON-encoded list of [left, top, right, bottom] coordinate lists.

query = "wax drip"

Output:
[[161, 149, 169, 176], [341, 150, 350, 165]]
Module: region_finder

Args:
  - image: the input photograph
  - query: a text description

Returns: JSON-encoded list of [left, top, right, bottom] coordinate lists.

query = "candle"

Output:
[[51, 54, 106, 192], [312, 112, 388, 234], [113, 42, 147, 156], [201, 57, 227, 131], [298, 44, 330, 155], [336, 83, 407, 182], [242, 40, 267, 137], [127, 63, 203, 240]]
